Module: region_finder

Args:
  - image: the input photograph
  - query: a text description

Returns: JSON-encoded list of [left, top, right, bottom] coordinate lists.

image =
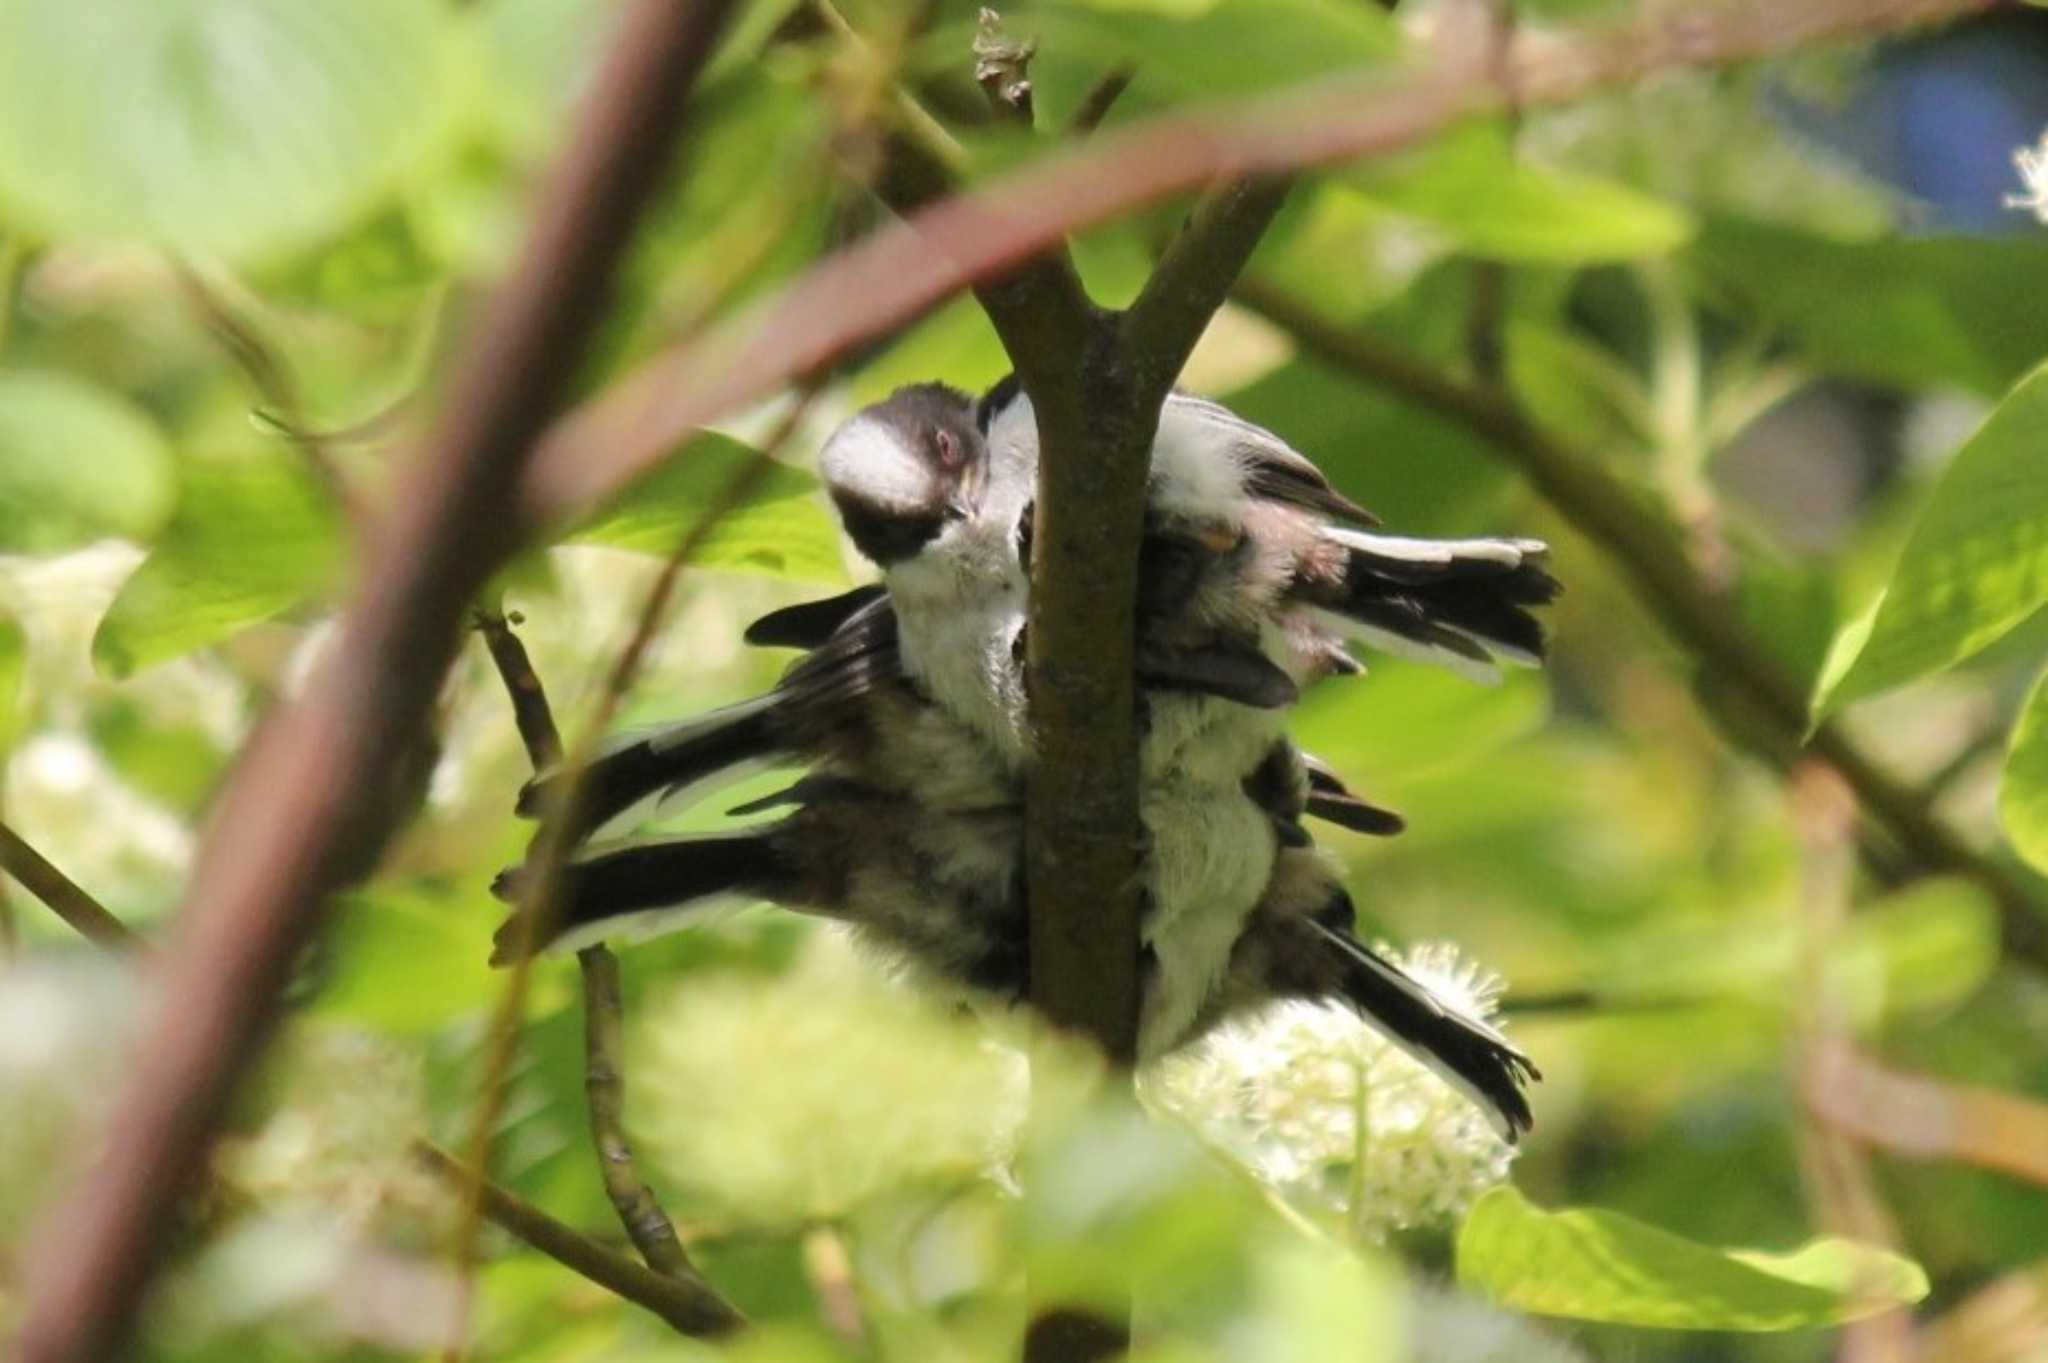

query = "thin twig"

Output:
[[473, 611, 564, 770], [1120, 175, 1293, 395], [11, 2, 746, 1358], [471, 610, 707, 1287], [1229, 278, 2048, 966], [1068, 66, 1134, 137], [0, 821, 143, 952], [453, 388, 820, 1341], [413, 1142, 742, 1337], [973, 7, 1038, 125], [578, 945, 701, 1277], [172, 263, 361, 517]]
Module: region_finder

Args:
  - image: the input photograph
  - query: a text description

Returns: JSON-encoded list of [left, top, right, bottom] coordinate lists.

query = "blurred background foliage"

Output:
[[1, 0, 2047, 1359]]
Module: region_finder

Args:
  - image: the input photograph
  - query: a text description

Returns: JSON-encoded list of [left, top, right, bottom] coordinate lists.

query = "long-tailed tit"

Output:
[[497, 720, 1535, 1137], [494, 380, 1552, 1136]]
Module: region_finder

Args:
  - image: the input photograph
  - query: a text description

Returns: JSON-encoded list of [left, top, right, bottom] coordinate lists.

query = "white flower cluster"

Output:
[[633, 936, 1031, 1227], [2009, 129, 2048, 224], [1144, 943, 1517, 1242]]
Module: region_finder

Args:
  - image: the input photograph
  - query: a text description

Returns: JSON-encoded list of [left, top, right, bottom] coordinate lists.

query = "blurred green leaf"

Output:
[[569, 432, 846, 584], [1693, 218, 2048, 397], [476, 0, 610, 153], [1730, 547, 1840, 693], [0, 610, 23, 751], [939, 0, 1398, 125], [1291, 661, 1549, 786], [1458, 1185, 1928, 1329], [2004, 664, 2048, 876], [1813, 362, 2048, 717], [1506, 321, 1651, 456], [86, 702, 227, 814], [253, 209, 445, 321], [0, 0, 469, 264], [1358, 123, 1694, 265], [1841, 877, 2002, 1024], [852, 298, 1011, 406], [0, 369, 175, 553], [93, 454, 342, 678], [313, 886, 498, 1032], [1250, 184, 1443, 322]]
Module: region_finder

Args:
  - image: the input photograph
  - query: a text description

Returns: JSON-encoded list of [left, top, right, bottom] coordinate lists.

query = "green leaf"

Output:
[[851, 298, 1010, 406], [1693, 218, 2048, 397], [93, 455, 343, 678], [1458, 1185, 1928, 1330], [313, 886, 499, 1031], [0, 370, 175, 553], [0, 610, 23, 750], [86, 702, 229, 814], [1506, 320, 1652, 455], [569, 432, 846, 584], [0, 0, 467, 263], [1813, 362, 2048, 717], [2004, 664, 2048, 876], [1358, 122, 1694, 264], [937, 0, 1399, 124]]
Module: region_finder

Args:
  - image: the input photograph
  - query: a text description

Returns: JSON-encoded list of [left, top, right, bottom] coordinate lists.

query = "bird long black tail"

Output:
[[1306, 917, 1538, 1140], [1300, 529, 1561, 683], [513, 695, 790, 846], [489, 826, 803, 964]]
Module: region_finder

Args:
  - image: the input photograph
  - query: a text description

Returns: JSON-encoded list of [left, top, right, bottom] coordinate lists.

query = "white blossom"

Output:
[[2008, 130, 2048, 224], [1143, 943, 1517, 1242]]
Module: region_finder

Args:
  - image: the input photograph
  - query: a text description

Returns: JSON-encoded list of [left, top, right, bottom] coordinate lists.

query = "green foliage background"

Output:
[[0, 0, 2046, 1359]]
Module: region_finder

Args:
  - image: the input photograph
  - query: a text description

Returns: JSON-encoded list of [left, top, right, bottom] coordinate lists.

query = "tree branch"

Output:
[[471, 611, 712, 1291], [0, 821, 143, 952], [10, 3, 744, 1358], [1121, 175, 1292, 393], [413, 1142, 743, 1338], [473, 610, 563, 769], [513, 0, 1995, 529], [1228, 277, 2048, 964]]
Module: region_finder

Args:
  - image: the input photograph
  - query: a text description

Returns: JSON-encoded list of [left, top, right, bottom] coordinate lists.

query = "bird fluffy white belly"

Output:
[[1139, 766, 1280, 1057]]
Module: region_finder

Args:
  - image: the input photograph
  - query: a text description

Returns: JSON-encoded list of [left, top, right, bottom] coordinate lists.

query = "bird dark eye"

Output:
[[933, 428, 962, 471]]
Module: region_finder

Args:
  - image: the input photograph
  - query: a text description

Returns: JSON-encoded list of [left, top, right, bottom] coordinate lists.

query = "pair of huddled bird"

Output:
[[493, 377, 1558, 1139]]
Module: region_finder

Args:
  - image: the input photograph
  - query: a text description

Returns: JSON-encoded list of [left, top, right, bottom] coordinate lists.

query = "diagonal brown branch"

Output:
[[1227, 277, 2048, 964], [0, 795, 736, 1338], [512, 0, 1995, 529], [9, 3, 745, 1358], [413, 1142, 742, 1338], [0, 821, 143, 952]]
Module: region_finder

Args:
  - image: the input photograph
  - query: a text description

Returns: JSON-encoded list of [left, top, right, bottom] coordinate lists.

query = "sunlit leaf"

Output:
[[92, 454, 343, 678], [1694, 218, 2048, 397], [1458, 1185, 1928, 1329], [2004, 664, 2048, 876], [1506, 320, 1652, 455], [568, 431, 847, 584], [0, 370, 175, 554], [933, 0, 1399, 125], [86, 702, 228, 815], [1358, 123, 1694, 264], [852, 298, 1011, 406], [1813, 362, 2048, 716], [313, 887, 499, 1032], [0, 610, 23, 750], [0, 0, 469, 264]]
